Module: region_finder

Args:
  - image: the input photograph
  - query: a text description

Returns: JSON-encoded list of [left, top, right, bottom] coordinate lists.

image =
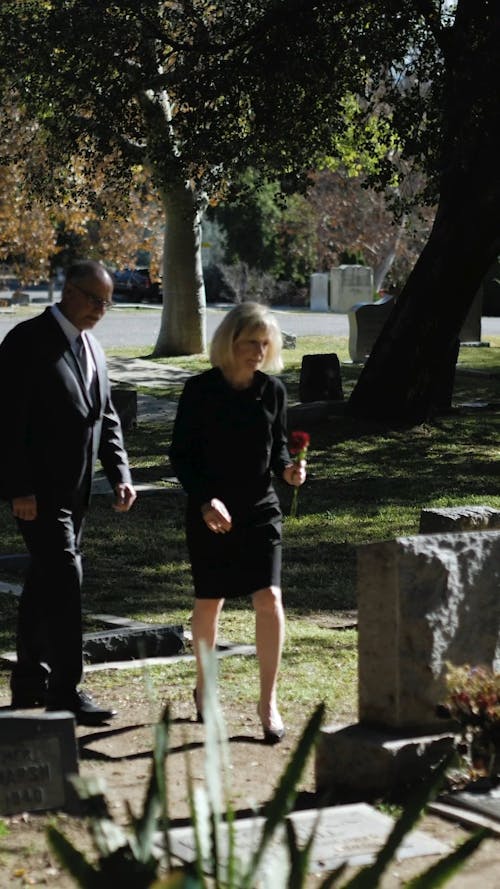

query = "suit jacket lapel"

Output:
[[41, 309, 100, 415], [60, 350, 95, 414]]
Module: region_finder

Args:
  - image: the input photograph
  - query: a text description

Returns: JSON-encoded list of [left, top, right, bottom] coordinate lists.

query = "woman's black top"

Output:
[[169, 367, 291, 598]]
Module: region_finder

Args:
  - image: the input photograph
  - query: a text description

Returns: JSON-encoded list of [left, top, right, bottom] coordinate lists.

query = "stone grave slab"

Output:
[[0, 712, 79, 815], [166, 804, 448, 880], [315, 723, 455, 802], [287, 401, 337, 427], [83, 642, 256, 673], [439, 783, 500, 827], [0, 580, 22, 597], [419, 505, 500, 534], [82, 624, 185, 663]]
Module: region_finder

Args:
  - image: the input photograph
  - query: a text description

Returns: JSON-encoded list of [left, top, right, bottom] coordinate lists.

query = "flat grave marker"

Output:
[[166, 803, 448, 880]]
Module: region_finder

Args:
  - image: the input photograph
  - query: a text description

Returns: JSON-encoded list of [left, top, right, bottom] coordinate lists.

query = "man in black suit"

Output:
[[0, 260, 137, 725]]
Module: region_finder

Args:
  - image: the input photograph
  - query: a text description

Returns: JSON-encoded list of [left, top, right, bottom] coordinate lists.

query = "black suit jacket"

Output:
[[0, 307, 131, 504]]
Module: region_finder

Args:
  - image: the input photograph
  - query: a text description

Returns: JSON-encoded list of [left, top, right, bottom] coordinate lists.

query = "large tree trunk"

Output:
[[348, 173, 500, 424], [153, 181, 207, 356], [349, 2, 500, 425]]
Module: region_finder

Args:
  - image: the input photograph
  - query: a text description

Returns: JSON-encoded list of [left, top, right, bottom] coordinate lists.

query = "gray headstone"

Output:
[[309, 272, 329, 311], [11, 290, 30, 306], [357, 531, 500, 730], [482, 260, 500, 315], [347, 295, 395, 363], [330, 265, 374, 313], [460, 289, 482, 344], [299, 353, 343, 402], [419, 505, 500, 534], [0, 713, 79, 815]]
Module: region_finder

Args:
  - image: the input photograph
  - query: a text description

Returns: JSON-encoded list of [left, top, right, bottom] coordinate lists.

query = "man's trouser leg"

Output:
[[13, 503, 85, 700]]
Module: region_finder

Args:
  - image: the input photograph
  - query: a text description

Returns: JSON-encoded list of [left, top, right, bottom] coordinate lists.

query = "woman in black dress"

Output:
[[169, 302, 306, 743]]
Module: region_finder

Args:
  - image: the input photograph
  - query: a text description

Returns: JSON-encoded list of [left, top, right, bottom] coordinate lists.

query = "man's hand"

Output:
[[113, 483, 137, 512], [12, 494, 37, 521]]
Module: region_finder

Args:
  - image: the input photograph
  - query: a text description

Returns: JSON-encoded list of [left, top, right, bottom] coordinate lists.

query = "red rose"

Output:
[[289, 430, 311, 456], [288, 430, 310, 518]]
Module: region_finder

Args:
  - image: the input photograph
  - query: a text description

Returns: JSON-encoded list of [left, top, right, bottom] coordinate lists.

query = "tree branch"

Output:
[[412, 0, 448, 53], [136, 0, 351, 58]]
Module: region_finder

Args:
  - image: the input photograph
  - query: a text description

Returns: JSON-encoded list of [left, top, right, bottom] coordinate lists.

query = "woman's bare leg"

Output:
[[191, 597, 225, 710], [252, 586, 285, 731]]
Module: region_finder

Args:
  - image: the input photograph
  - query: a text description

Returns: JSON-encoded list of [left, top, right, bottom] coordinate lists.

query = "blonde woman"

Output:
[[169, 302, 306, 743]]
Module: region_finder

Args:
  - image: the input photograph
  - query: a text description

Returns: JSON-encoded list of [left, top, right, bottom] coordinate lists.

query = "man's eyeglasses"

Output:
[[71, 282, 113, 311]]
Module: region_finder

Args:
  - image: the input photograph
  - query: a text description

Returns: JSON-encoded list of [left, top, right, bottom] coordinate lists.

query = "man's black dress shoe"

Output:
[[47, 690, 117, 726]]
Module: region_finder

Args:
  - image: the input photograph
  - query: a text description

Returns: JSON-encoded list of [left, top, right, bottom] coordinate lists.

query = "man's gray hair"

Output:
[[65, 260, 112, 284]]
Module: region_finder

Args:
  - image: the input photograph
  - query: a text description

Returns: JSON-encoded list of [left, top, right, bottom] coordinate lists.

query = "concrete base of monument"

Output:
[[315, 722, 457, 803]]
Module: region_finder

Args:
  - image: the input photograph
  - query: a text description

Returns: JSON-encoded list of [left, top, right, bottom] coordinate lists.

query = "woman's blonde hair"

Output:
[[209, 302, 283, 373]]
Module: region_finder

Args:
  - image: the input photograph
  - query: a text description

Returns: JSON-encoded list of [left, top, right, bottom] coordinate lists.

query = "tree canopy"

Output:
[[1, 1, 499, 420], [0, 1, 400, 353]]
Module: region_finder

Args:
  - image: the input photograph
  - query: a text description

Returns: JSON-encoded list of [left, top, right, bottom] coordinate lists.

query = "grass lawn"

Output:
[[0, 334, 499, 727]]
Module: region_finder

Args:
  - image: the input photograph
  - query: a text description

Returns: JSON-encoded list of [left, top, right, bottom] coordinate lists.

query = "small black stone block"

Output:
[[111, 387, 137, 432], [299, 354, 343, 403]]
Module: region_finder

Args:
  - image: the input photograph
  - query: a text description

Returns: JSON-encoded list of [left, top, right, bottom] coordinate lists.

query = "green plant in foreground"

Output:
[[47, 650, 490, 888]]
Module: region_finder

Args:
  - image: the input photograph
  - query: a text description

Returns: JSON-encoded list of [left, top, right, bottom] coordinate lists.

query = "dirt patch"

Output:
[[0, 684, 499, 888]]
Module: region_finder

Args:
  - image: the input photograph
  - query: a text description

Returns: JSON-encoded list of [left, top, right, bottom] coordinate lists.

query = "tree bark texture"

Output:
[[153, 182, 207, 357], [348, 171, 500, 424], [349, 4, 500, 424]]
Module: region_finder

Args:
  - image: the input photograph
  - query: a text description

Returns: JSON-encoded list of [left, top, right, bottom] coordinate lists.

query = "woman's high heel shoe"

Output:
[[263, 725, 285, 745], [193, 688, 203, 723], [257, 704, 285, 745]]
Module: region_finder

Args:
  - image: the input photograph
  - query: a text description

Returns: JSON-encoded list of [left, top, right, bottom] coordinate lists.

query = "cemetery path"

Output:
[[0, 685, 499, 888]]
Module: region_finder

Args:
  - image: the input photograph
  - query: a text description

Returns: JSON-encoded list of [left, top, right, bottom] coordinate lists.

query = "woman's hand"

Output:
[[201, 498, 232, 533], [12, 494, 37, 521], [282, 460, 306, 487]]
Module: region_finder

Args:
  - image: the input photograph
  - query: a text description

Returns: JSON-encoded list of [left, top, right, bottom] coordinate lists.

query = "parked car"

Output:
[[112, 268, 162, 303]]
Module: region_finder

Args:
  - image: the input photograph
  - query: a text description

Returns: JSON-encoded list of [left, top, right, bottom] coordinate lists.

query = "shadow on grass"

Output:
[[1, 393, 499, 656]]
